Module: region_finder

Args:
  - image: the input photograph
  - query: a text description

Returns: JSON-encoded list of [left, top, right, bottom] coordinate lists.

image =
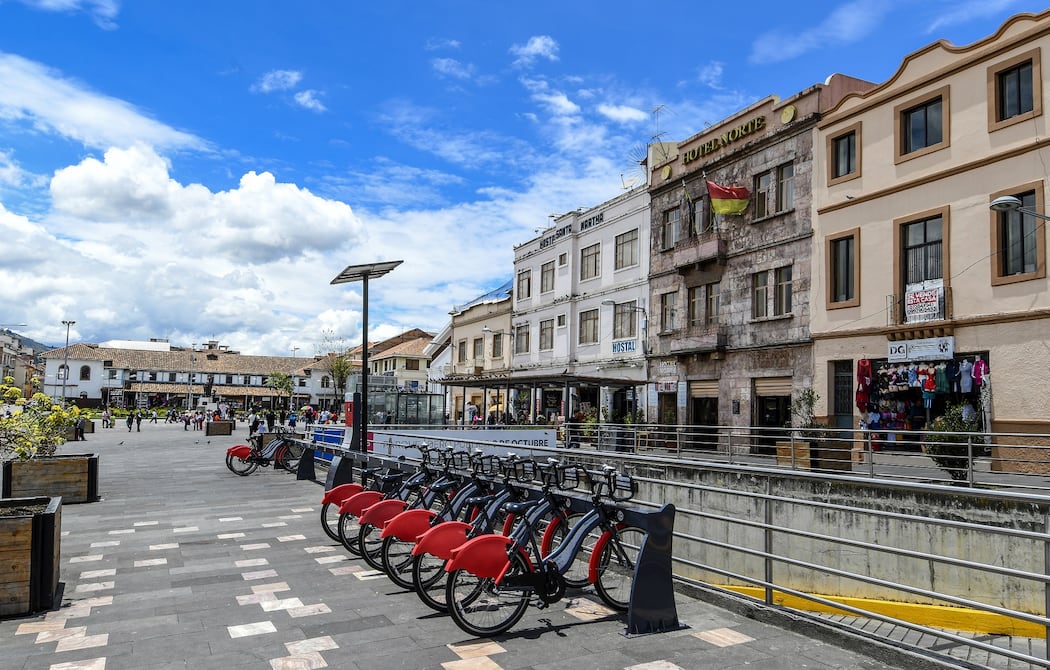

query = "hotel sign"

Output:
[[683, 116, 766, 164], [612, 340, 637, 354]]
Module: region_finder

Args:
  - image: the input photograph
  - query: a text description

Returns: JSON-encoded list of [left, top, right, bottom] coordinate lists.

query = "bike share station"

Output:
[[286, 392, 684, 637]]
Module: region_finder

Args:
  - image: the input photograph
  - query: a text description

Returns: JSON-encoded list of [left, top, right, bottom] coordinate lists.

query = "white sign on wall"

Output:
[[887, 336, 955, 362]]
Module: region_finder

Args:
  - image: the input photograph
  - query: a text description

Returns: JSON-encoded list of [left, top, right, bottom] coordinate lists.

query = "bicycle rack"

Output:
[[619, 503, 682, 636]]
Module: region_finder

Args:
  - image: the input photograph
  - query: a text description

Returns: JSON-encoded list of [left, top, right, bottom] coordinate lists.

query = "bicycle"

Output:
[[225, 430, 304, 476], [411, 458, 585, 613], [444, 465, 644, 637]]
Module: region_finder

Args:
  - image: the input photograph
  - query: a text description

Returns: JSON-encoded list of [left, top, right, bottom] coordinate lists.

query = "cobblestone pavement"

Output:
[[2, 421, 941, 670]]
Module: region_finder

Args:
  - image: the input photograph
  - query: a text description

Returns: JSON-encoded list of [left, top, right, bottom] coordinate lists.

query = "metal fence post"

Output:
[[764, 476, 774, 605], [967, 435, 975, 487], [866, 430, 875, 478]]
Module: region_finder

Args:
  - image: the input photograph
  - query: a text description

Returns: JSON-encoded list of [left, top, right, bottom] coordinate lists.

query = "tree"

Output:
[[0, 376, 77, 461], [267, 373, 294, 411], [318, 330, 355, 411]]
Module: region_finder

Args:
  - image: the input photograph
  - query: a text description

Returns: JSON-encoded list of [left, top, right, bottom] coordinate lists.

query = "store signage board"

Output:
[[887, 336, 955, 362], [904, 287, 944, 322]]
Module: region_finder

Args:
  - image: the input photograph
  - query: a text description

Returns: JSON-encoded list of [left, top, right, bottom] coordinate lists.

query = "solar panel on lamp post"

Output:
[[330, 260, 403, 453]]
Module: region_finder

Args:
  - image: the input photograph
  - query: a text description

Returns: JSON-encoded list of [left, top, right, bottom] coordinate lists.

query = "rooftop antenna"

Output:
[[650, 104, 673, 163]]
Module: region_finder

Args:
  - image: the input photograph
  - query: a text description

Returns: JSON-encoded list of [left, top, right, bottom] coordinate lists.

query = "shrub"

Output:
[[0, 376, 76, 461], [924, 402, 980, 482]]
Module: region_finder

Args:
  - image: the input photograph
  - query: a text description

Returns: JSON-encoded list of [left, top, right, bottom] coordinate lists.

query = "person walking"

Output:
[[74, 416, 86, 441], [135, 410, 143, 432], [149, 409, 158, 423], [101, 409, 111, 429], [126, 412, 134, 432]]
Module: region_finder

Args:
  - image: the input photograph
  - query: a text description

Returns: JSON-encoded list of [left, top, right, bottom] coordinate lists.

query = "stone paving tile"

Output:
[[0, 424, 920, 670]]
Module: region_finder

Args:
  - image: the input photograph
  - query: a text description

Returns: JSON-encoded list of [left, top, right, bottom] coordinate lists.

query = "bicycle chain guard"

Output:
[[538, 562, 565, 604]]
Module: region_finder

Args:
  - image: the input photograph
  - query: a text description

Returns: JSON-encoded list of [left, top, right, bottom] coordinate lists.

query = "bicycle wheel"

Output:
[[446, 551, 531, 637], [593, 526, 646, 611], [320, 502, 341, 542], [358, 523, 385, 570], [413, 553, 451, 612], [226, 452, 258, 476], [381, 536, 417, 590], [276, 443, 303, 472], [337, 513, 362, 555]]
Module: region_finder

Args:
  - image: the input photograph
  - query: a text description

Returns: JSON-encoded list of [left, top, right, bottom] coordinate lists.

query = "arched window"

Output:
[[79, 365, 91, 381], [57, 364, 68, 380], [321, 376, 331, 388]]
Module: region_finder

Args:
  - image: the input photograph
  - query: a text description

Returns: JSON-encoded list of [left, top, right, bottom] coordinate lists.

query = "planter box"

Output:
[[206, 421, 235, 436], [82, 420, 95, 434], [0, 496, 61, 617], [2, 454, 100, 504], [776, 441, 852, 472]]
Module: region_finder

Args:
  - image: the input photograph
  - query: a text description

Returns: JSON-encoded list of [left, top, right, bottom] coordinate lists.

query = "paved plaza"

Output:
[[1, 421, 929, 670]]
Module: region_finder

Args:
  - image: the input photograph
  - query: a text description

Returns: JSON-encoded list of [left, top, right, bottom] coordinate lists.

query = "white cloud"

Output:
[[16, 0, 119, 29], [533, 92, 580, 117], [293, 90, 327, 112], [253, 69, 303, 93], [696, 61, 725, 89], [925, 0, 1021, 34], [0, 53, 203, 151], [431, 58, 475, 80], [596, 103, 647, 124], [510, 36, 559, 67], [749, 1, 890, 64], [424, 37, 461, 51]]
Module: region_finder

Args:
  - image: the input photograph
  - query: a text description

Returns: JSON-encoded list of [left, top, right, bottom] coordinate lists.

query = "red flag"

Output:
[[706, 180, 750, 215]]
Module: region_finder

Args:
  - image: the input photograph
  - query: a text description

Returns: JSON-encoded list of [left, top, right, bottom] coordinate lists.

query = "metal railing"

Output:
[[340, 425, 1050, 669]]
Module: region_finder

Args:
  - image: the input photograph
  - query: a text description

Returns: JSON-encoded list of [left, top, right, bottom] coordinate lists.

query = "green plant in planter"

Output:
[[0, 376, 76, 461], [924, 402, 980, 483], [789, 389, 826, 440]]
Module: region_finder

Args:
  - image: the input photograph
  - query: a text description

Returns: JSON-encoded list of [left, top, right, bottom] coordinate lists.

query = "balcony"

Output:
[[886, 286, 953, 327], [672, 233, 727, 274], [651, 323, 728, 357]]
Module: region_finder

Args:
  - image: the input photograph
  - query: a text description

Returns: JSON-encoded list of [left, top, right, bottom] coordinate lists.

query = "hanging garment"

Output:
[[857, 358, 873, 391], [973, 358, 989, 387], [934, 365, 948, 393], [959, 359, 974, 393]]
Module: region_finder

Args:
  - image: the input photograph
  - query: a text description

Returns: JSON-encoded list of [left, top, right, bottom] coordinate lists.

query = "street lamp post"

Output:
[[187, 343, 197, 412], [60, 320, 75, 407], [331, 260, 403, 453]]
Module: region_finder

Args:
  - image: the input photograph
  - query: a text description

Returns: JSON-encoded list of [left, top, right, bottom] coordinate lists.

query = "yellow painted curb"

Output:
[[722, 586, 1045, 638]]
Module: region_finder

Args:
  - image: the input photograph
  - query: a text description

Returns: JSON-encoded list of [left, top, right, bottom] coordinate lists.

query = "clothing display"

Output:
[[959, 359, 974, 393]]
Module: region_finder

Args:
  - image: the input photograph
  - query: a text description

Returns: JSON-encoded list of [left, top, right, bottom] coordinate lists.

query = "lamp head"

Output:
[[990, 195, 1023, 212], [601, 299, 615, 306], [482, 326, 492, 332]]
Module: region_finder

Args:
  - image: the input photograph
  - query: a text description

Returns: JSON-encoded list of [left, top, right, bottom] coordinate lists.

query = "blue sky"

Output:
[[0, 0, 1041, 355]]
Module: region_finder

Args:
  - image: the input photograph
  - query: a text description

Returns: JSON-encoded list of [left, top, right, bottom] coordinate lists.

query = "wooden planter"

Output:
[[2, 454, 100, 504], [0, 496, 61, 617], [776, 441, 853, 472]]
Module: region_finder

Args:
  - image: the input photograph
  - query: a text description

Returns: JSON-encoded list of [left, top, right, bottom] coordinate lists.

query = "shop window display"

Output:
[[857, 355, 988, 450]]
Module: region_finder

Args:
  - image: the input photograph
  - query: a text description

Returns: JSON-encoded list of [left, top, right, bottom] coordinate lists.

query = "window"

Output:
[[580, 243, 600, 280], [613, 302, 638, 339], [754, 171, 772, 218], [148, 372, 157, 381], [514, 324, 530, 354], [79, 365, 90, 381], [226, 375, 233, 384], [827, 228, 860, 308], [579, 309, 598, 345], [705, 282, 720, 326], [902, 215, 943, 287], [558, 252, 567, 266], [989, 49, 1040, 131], [661, 208, 681, 249], [299, 378, 307, 387], [687, 287, 703, 327], [168, 372, 176, 382], [492, 333, 503, 359], [828, 123, 860, 183], [694, 196, 714, 234], [321, 376, 331, 388], [108, 369, 117, 379], [752, 271, 769, 319], [406, 359, 420, 370], [516, 269, 532, 300], [540, 261, 555, 293], [539, 319, 554, 350], [774, 266, 793, 316], [660, 292, 677, 332], [991, 184, 1046, 285], [614, 229, 639, 270], [473, 338, 483, 359], [776, 163, 794, 212], [556, 314, 566, 327], [895, 86, 949, 162], [458, 340, 467, 362]]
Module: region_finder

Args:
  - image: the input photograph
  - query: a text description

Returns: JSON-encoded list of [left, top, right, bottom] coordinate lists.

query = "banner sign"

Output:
[[887, 336, 955, 362], [904, 287, 943, 322]]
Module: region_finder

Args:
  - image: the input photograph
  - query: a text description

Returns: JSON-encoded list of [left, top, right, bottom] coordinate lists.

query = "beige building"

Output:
[[812, 10, 1050, 440]]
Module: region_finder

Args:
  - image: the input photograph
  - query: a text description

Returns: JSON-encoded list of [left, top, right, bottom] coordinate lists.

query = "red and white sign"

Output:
[[905, 288, 942, 322]]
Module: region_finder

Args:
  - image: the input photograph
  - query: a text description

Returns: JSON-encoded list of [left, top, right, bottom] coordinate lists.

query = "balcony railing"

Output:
[[651, 323, 728, 356], [887, 285, 953, 326], [672, 231, 727, 272]]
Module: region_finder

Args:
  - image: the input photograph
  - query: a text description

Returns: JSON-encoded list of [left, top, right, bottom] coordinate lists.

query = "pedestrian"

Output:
[[74, 416, 86, 441], [135, 410, 143, 432], [126, 412, 134, 432], [183, 413, 190, 431], [150, 409, 158, 423], [288, 411, 297, 429], [101, 409, 111, 429], [266, 409, 275, 432]]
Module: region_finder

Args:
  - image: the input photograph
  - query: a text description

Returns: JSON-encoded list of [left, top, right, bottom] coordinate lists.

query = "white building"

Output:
[[511, 184, 651, 422]]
